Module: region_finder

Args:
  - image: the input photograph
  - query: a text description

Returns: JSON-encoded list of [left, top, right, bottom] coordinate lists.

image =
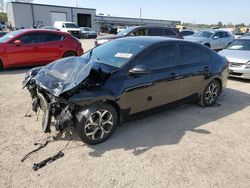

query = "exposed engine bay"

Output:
[[23, 56, 117, 133]]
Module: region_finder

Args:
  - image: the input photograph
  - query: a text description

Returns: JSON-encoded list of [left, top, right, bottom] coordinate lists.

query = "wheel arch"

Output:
[[103, 99, 123, 125]]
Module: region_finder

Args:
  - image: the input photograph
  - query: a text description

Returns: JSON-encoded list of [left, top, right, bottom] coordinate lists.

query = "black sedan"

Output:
[[23, 37, 229, 144]]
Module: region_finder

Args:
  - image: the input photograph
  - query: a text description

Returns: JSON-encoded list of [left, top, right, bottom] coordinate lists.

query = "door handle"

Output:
[[170, 72, 177, 78], [204, 66, 209, 72]]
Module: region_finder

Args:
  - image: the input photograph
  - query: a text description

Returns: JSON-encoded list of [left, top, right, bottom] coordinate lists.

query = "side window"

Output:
[[213, 32, 221, 38], [148, 28, 163, 36], [41, 33, 64, 42], [179, 43, 203, 65], [221, 32, 229, 38], [132, 28, 147, 36], [139, 44, 177, 69], [18, 33, 41, 44], [164, 29, 177, 36]]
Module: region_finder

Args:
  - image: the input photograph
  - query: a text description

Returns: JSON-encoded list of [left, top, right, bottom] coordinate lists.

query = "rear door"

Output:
[[124, 43, 180, 114], [34, 32, 65, 64], [177, 42, 211, 99]]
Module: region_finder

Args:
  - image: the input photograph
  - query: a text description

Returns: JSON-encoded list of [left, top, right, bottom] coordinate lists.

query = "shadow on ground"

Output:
[[0, 67, 32, 75], [84, 88, 250, 157]]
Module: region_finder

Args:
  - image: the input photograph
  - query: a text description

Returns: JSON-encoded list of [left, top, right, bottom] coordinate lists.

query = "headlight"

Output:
[[246, 61, 250, 68], [97, 39, 110, 45]]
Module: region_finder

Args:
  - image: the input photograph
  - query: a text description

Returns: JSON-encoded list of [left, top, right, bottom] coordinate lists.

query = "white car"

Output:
[[219, 36, 250, 80], [54, 21, 81, 38], [185, 30, 235, 50]]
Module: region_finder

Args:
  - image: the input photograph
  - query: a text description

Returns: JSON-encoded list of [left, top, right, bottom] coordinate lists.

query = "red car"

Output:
[[0, 29, 83, 69]]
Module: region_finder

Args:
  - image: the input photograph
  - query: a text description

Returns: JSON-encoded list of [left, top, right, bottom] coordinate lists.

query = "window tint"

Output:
[[139, 44, 177, 69], [41, 33, 64, 42], [132, 28, 147, 36], [221, 32, 229, 38], [18, 33, 41, 44], [179, 44, 203, 64], [164, 29, 177, 36], [181, 31, 194, 36], [17, 33, 64, 44], [148, 28, 163, 36], [213, 32, 221, 38]]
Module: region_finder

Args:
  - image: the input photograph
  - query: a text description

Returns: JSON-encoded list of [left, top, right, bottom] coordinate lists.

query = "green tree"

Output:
[[0, 12, 7, 22]]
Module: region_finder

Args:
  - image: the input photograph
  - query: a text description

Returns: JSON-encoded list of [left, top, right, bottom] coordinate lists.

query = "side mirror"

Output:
[[129, 65, 151, 75], [213, 36, 219, 40], [13, 40, 22, 46]]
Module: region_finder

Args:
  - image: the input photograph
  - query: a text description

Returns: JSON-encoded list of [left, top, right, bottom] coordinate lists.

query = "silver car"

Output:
[[219, 36, 250, 79], [80, 27, 97, 39], [185, 30, 234, 50]]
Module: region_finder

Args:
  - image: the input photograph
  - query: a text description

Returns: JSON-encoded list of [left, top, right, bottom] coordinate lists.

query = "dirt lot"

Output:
[[0, 39, 250, 188]]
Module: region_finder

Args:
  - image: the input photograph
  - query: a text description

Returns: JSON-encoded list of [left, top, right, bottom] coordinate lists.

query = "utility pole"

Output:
[[75, 0, 78, 7], [140, 7, 142, 18]]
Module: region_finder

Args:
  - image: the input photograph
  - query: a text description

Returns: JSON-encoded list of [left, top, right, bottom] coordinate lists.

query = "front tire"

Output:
[[198, 79, 221, 107], [75, 104, 118, 145]]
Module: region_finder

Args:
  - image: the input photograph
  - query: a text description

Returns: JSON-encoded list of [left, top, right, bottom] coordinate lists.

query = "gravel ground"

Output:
[[0, 39, 250, 188]]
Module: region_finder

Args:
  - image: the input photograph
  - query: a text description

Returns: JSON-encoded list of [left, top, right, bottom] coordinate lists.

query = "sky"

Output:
[[33, 0, 250, 25]]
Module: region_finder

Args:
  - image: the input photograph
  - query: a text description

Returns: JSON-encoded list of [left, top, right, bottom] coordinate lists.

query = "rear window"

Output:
[[179, 43, 203, 65], [148, 28, 163, 36], [164, 29, 177, 36]]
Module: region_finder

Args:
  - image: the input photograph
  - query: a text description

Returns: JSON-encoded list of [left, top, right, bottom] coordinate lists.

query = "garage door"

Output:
[[51, 12, 67, 25]]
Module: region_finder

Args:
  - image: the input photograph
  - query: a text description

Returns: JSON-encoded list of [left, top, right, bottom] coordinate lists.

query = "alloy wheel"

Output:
[[84, 110, 114, 141], [204, 82, 219, 105]]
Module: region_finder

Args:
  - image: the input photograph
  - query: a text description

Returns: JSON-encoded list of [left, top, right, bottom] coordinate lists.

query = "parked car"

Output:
[[23, 36, 228, 144], [181, 30, 195, 36], [185, 30, 234, 50], [234, 32, 245, 39], [80, 27, 97, 38], [41, 26, 60, 31], [54, 21, 81, 38], [0, 29, 83, 69], [95, 26, 183, 46], [115, 26, 125, 33], [219, 36, 250, 79], [242, 32, 250, 37]]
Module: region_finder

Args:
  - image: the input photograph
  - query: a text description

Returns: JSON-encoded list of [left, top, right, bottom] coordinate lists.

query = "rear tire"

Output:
[[74, 104, 118, 145], [63, 51, 77, 58], [198, 79, 221, 107]]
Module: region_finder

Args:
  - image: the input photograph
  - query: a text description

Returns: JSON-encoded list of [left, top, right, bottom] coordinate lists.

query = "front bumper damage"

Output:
[[23, 56, 117, 134], [28, 85, 74, 133]]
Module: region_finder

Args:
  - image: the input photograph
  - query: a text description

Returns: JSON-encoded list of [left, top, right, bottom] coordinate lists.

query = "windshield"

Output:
[[83, 27, 92, 31], [65, 23, 79, 28], [193, 31, 213, 38], [0, 30, 24, 43], [82, 40, 146, 68], [116, 26, 137, 37], [227, 39, 250, 51]]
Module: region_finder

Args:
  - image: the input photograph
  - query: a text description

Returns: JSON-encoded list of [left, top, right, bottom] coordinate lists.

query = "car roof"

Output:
[[17, 29, 65, 34], [116, 36, 181, 45]]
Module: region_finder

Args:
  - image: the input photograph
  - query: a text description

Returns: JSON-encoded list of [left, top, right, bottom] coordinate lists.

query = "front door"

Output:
[[124, 43, 180, 114], [6, 33, 41, 66]]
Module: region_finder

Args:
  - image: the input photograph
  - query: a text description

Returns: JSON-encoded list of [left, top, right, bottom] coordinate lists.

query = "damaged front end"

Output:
[[23, 56, 114, 133]]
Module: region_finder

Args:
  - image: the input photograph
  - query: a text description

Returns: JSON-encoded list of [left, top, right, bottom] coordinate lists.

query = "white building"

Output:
[[6, 2, 180, 31]]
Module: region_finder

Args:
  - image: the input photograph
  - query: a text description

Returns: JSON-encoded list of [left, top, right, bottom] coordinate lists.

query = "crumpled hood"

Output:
[[219, 49, 250, 64], [32, 57, 94, 97]]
